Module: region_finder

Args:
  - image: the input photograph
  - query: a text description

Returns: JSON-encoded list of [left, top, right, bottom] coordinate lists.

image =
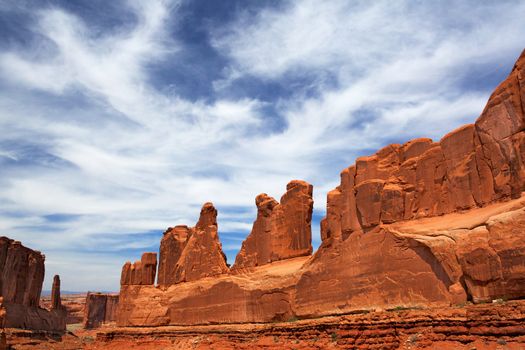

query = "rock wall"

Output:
[[232, 180, 313, 270], [0, 237, 44, 308], [0, 237, 66, 332], [83, 292, 119, 329], [156, 202, 229, 286], [321, 50, 525, 241]]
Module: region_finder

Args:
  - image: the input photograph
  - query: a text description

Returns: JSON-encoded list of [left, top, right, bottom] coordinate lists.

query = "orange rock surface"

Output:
[[321, 50, 525, 240], [232, 180, 313, 270], [156, 202, 229, 287], [120, 253, 157, 286]]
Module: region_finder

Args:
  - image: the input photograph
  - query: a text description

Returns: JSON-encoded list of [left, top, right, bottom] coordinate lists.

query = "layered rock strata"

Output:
[[156, 202, 229, 286], [0, 237, 66, 332], [84, 293, 119, 329], [117, 49, 525, 328], [232, 180, 313, 270], [102, 301, 525, 350]]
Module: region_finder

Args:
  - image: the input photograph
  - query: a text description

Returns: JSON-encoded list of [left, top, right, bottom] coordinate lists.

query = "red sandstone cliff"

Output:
[[116, 49, 525, 327], [0, 237, 65, 332], [233, 180, 313, 270], [321, 50, 525, 240], [84, 292, 119, 329]]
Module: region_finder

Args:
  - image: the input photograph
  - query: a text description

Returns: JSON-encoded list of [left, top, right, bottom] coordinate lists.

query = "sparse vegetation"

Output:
[[82, 336, 94, 344], [408, 333, 420, 345], [331, 332, 338, 342]]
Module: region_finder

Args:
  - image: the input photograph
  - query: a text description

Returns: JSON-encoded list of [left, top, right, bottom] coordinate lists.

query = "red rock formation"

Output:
[[155, 203, 228, 286], [0, 238, 44, 307], [120, 253, 157, 286], [116, 49, 525, 328], [321, 50, 525, 241], [0, 237, 65, 332], [233, 180, 313, 270], [50, 275, 61, 310], [105, 295, 119, 323], [84, 293, 119, 329], [157, 226, 190, 286]]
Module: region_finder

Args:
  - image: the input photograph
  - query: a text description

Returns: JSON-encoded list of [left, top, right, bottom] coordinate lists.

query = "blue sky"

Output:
[[0, 0, 524, 292]]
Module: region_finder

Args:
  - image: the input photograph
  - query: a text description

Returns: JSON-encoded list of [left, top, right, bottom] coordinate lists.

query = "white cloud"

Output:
[[0, 0, 524, 291]]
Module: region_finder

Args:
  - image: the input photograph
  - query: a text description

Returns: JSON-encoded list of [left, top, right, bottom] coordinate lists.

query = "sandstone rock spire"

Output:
[[51, 275, 62, 310], [232, 180, 313, 270]]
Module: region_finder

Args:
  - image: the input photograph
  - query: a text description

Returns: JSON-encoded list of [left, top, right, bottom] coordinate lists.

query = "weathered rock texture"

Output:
[[0, 237, 44, 308], [120, 253, 157, 286], [321, 50, 525, 240], [156, 202, 229, 286], [103, 301, 525, 350], [117, 49, 525, 328], [84, 293, 119, 329], [232, 180, 313, 270], [0, 237, 65, 332]]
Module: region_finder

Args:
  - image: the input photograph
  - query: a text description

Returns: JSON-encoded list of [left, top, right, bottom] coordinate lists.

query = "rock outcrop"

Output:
[[50, 275, 62, 310], [116, 49, 525, 328], [0, 237, 44, 308], [120, 253, 157, 286], [84, 293, 119, 329], [0, 237, 66, 332], [156, 202, 229, 286], [232, 180, 313, 270], [321, 50, 525, 241]]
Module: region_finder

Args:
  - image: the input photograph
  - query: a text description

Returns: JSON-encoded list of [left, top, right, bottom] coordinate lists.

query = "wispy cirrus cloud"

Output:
[[0, 0, 524, 291]]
